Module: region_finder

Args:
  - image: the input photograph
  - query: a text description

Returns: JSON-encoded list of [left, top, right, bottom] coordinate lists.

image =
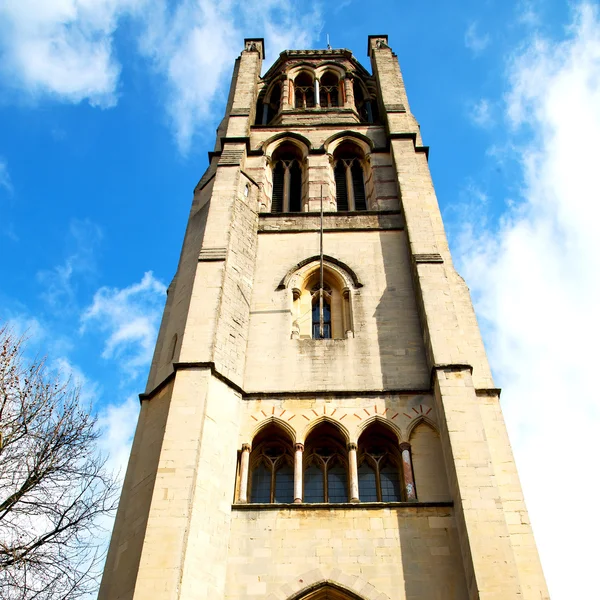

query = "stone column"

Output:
[[314, 78, 320, 107], [238, 443, 251, 503], [399, 442, 417, 501], [343, 76, 355, 110], [294, 443, 304, 503], [281, 77, 290, 110], [347, 443, 359, 502]]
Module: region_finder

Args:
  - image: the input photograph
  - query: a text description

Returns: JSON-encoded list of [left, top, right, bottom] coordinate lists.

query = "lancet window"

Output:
[[319, 71, 341, 108], [291, 265, 353, 340], [353, 78, 378, 124], [256, 81, 282, 125], [271, 144, 303, 213], [357, 422, 403, 502], [304, 423, 348, 503], [293, 72, 315, 109], [248, 425, 294, 504], [333, 143, 368, 211]]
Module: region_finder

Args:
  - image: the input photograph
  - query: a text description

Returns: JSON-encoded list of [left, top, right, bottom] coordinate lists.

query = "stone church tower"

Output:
[[99, 36, 549, 600]]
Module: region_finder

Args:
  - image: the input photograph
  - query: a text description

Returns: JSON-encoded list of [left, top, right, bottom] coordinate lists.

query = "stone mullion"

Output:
[[347, 443, 359, 502], [293, 443, 304, 503], [399, 442, 417, 501], [238, 443, 251, 503], [345, 162, 355, 211]]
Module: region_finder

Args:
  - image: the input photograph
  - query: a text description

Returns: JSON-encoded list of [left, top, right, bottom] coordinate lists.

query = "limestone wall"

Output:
[[225, 506, 468, 600]]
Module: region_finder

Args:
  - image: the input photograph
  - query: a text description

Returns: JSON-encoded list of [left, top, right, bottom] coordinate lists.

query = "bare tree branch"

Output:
[[0, 326, 119, 599]]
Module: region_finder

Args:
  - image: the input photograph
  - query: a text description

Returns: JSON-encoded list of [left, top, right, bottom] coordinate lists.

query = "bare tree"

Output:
[[0, 327, 119, 599]]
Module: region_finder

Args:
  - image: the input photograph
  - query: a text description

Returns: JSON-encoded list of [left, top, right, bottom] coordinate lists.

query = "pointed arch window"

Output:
[[304, 423, 348, 503], [357, 423, 403, 502], [333, 143, 368, 211], [248, 426, 295, 504], [319, 71, 341, 108], [294, 72, 315, 109], [271, 144, 303, 213]]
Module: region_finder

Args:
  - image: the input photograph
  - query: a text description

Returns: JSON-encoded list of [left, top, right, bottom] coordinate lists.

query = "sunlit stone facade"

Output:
[[99, 35, 549, 600]]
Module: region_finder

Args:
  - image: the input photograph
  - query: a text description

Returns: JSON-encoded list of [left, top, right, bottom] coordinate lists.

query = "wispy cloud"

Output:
[[0, 157, 13, 194], [0, 1, 323, 153], [37, 219, 103, 310], [0, 0, 146, 107], [469, 98, 494, 128], [139, 0, 322, 153], [455, 4, 600, 598], [97, 395, 139, 477], [464, 21, 491, 55], [81, 271, 166, 378]]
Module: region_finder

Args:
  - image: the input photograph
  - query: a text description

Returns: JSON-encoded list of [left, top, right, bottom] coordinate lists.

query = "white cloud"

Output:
[[97, 394, 139, 477], [464, 21, 491, 55], [50, 356, 101, 406], [81, 271, 166, 378], [139, 0, 322, 153], [455, 4, 600, 598], [469, 98, 494, 128], [37, 218, 103, 310], [0, 1, 322, 152], [0, 0, 146, 107], [0, 157, 13, 193]]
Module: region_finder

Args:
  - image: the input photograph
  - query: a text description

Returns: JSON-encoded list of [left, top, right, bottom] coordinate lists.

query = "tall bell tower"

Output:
[[99, 36, 549, 600]]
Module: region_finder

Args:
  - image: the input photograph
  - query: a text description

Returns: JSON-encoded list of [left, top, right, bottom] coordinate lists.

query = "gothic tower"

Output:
[[99, 36, 549, 600]]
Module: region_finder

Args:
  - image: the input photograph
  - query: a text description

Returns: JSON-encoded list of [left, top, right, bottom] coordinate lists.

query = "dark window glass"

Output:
[[351, 162, 367, 211], [380, 465, 402, 502], [358, 462, 378, 502], [289, 161, 302, 212], [271, 162, 284, 213], [312, 299, 331, 339], [327, 464, 347, 503], [304, 464, 324, 503], [274, 463, 294, 503], [335, 162, 348, 211], [250, 463, 271, 503]]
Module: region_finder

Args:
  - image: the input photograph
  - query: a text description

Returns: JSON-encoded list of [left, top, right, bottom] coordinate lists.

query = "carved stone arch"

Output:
[[323, 131, 374, 157], [277, 255, 363, 290], [250, 416, 297, 446], [287, 64, 317, 80], [266, 569, 390, 600], [406, 415, 439, 441], [301, 416, 350, 445], [314, 63, 346, 80], [263, 133, 311, 161], [356, 415, 403, 445]]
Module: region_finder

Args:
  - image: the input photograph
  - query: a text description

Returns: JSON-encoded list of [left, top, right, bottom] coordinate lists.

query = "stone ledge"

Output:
[[232, 501, 453, 510]]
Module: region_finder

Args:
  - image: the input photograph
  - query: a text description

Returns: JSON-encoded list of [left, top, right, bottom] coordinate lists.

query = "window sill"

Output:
[[232, 501, 453, 510]]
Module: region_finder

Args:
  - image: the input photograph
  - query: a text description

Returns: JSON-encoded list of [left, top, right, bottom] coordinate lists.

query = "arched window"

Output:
[[357, 422, 402, 502], [271, 144, 303, 213], [249, 424, 294, 504], [304, 423, 348, 503], [311, 283, 332, 339], [319, 71, 340, 108], [291, 265, 353, 340], [255, 82, 282, 126], [353, 78, 378, 124], [333, 143, 368, 211], [294, 72, 315, 109]]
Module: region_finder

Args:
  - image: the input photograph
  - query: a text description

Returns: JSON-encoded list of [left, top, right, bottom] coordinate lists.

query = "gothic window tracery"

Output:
[[291, 266, 353, 340], [304, 423, 348, 503], [357, 422, 403, 502], [271, 143, 304, 213], [293, 72, 315, 109], [248, 425, 295, 504], [333, 142, 368, 211], [319, 71, 341, 108]]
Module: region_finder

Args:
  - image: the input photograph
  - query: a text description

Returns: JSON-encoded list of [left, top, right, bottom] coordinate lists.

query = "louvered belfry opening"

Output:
[[334, 161, 349, 211], [333, 142, 368, 212], [271, 143, 304, 213]]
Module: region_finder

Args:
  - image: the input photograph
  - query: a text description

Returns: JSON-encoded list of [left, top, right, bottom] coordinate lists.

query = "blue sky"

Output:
[[1, 1, 598, 597]]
